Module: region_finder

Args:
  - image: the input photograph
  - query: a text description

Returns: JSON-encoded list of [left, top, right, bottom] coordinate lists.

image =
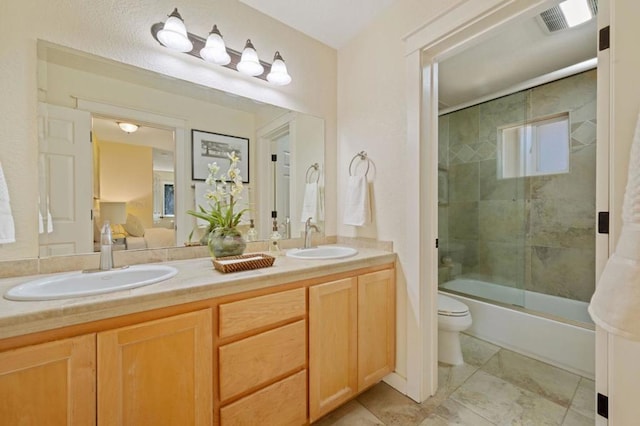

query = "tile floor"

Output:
[[315, 333, 595, 426]]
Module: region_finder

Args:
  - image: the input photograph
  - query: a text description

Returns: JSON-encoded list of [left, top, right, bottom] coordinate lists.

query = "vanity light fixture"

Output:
[[156, 8, 193, 53], [200, 25, 231, 65], [237, 39, 264, 77], [152, 8, 291, 85], [117, 122, 139, 134], [266, 52, 292, 86]]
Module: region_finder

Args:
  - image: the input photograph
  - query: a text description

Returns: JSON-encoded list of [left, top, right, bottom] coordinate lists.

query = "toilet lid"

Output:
[[438, 294, 469, 316]]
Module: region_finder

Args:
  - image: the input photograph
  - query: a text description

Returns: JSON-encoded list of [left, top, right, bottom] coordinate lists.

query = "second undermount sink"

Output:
[[286, 246, 358, 260], [4, 264, 178, 301]]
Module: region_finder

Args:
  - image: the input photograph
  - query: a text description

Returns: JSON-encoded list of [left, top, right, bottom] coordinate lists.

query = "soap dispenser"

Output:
[[100, 220, 114, 270], [247, 219, 258, 242], [269, 218, 281, 255]]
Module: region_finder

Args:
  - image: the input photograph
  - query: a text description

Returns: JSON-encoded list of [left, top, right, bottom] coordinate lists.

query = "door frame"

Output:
[[256, 113, 296, 239], [76, 99, 187, 245], [403, 0, 610, 403]]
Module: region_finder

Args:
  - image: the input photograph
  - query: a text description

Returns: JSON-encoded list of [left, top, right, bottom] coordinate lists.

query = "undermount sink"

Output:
[[286, 246, 358, 260], [4, 264, 178, 301]]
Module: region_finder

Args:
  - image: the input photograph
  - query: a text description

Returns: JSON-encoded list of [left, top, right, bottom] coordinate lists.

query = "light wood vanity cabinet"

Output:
[[0, 261, 395, 426], [98, 309, 213, 426], [0, 334, 96, 425], [309, 269, 395, 423], [309, 277, 358, 420], [356, 269, 396, 390], [217, 287, 308, 426]]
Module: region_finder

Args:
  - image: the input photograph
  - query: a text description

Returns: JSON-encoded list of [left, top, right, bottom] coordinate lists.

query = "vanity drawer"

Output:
[[220, 369, 307, 426], [219, 320, 306, 402], [218, 287, 306, 338]]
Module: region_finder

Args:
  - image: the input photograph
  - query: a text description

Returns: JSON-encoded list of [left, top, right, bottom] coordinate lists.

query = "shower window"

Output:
[[498, 113, 570, 179]]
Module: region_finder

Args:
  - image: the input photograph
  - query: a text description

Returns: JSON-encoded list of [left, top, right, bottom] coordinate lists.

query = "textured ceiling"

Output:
[[238, 0, 395, 48], [238, 1, 596, 108], [92, 118, 175, 172], [438, 13, 597, 109]]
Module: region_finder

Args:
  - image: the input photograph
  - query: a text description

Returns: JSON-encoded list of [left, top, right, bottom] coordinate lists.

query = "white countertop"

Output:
[[0, 247, 395, 340]]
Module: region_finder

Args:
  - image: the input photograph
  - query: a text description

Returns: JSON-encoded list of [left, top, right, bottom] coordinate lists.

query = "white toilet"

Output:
[[437, 293, 472, 365]]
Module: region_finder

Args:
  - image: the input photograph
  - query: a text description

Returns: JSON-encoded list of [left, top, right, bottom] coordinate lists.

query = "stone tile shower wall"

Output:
[[439, 70, 596, 303]]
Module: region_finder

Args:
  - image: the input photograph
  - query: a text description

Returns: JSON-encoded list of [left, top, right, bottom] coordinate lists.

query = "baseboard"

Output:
[[382, 372, 408, 394]]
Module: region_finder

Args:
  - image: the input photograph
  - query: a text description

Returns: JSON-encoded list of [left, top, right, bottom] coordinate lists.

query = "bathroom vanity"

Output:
[[0, 247, 395, 425]]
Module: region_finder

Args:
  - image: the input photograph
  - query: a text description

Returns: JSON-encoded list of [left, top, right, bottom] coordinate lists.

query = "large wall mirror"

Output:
[[36, 41, 324, 257]]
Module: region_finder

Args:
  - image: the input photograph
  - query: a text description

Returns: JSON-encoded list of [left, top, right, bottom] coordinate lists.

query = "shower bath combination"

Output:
[[437, 69, 597, 376]]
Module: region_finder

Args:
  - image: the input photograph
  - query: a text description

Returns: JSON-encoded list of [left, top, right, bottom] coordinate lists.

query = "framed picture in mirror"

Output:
[[191, 130, 250, 182]]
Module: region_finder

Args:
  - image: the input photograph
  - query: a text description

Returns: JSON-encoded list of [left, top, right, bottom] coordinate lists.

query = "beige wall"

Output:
[[0, 0, 337, 260], [99, 141, 153, 229], [43, 62, 257, 142], [337, 0, 467, 385]]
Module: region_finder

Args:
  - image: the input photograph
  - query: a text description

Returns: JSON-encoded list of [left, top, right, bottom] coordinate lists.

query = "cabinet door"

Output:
[[98, 309, 213, 426], [0, 334, 96, 425], [358, 269, 395, 390], [308, 277, 358, 422]]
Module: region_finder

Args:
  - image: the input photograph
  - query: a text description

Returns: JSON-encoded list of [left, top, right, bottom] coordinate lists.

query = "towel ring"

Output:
[[349, 151, 370, 177], [305, 163, 320, 183]]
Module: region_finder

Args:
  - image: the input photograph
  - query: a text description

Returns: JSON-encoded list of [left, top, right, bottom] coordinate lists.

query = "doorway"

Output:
[[402, 0, 609, 401]]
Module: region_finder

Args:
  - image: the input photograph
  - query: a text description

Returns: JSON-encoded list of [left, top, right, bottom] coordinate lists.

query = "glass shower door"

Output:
[[437, 90, 529, 309]]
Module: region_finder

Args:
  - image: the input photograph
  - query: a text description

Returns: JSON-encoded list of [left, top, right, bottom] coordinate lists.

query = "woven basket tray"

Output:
[[212, 253, 275, 273]]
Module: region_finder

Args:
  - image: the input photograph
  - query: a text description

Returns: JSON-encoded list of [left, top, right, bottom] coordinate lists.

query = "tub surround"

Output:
[[441, 282, 594, 379], [439, 70, 597, 303], [0, 245, 394, 342]]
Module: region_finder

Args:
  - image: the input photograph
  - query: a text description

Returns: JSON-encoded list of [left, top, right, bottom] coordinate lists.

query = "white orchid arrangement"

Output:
[[187, 151, 247, 232]]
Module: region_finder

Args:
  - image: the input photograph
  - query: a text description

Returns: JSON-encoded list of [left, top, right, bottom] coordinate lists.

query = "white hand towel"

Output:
[[194, 182, 210, 228], [343, 175, 371, 226], [318, 184, 325, 221], [300, 182, 319, 223], [38, 196, 53, 234], [0, 161, 15, 244], [46, 203, 54, 234]]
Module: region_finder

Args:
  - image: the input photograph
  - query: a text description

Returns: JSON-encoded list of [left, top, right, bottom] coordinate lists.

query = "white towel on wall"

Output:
[[343, 175, 371, 226], [0, 161, 15, 244], [38, 196, 54, 234], [300, 182, 319, 223]]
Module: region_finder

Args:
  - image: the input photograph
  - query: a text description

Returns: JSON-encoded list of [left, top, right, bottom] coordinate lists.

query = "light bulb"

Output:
[[117, 122, 139, 133], [157, 8, 193, 52], [266, 51, 292, 86], [237, 39, 264, 77], [559, 0, 592, 27], [200, 25, 231, 65]]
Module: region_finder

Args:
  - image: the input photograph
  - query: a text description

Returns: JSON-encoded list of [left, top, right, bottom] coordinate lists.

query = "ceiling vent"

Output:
[[539, 0, 598, 33]]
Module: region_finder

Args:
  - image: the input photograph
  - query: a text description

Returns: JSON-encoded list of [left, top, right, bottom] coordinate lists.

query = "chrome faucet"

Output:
[[99, 221, 114, 270], [304, 217, 319, 249]]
